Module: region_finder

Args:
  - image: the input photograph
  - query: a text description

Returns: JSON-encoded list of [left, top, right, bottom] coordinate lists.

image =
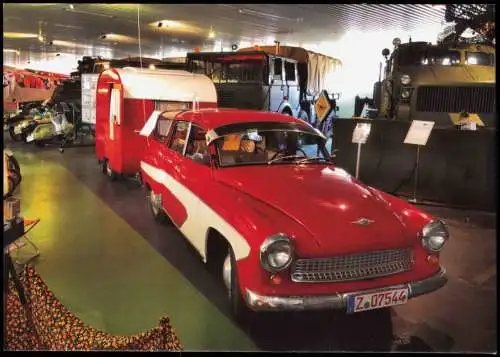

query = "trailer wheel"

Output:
[[104, 160, 117, 181]]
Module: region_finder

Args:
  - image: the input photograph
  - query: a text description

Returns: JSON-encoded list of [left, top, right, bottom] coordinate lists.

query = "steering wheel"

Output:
[[270, 148, 308, 161]]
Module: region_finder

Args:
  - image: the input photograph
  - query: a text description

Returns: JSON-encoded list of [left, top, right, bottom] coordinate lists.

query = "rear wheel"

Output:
[[104, 160, 117, 181], [147, 186, 167, 222], [223, 247, 253, 324]]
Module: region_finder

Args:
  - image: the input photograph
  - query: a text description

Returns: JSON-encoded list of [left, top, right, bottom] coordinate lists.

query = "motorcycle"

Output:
[[26, 109, 74, 147]]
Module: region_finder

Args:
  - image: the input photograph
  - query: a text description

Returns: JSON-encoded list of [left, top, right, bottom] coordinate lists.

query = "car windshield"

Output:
[[214, 129, 331, 167], [189, 55, 266, 83], [398, 47, 461, 66]]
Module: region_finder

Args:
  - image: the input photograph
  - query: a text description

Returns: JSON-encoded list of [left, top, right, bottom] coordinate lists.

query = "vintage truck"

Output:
[[365, 38, 495, 128], [186, 45, 342, 126]]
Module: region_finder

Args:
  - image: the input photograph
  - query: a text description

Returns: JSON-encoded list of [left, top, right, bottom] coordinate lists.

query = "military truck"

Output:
[[367, 38, 495, 128], [186, 45, 342, 126]]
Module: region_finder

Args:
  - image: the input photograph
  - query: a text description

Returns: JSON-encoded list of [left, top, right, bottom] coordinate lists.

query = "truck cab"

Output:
[[186, 46, 342, 126], [374, 39, 496, 128]]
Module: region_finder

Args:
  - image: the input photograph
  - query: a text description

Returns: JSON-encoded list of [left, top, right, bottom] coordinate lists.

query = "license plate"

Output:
[[347, 287, 408, 313], [14, 127, 22, 134], [26, 135, 34, 142]]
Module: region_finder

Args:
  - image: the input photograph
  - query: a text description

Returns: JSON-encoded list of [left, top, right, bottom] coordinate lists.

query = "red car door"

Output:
[[166, 121, 214, 255], [161, 120, 192, 226]]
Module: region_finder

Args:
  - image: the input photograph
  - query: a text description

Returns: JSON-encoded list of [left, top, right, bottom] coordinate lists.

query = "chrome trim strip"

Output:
[[245, 267, 447, 312]]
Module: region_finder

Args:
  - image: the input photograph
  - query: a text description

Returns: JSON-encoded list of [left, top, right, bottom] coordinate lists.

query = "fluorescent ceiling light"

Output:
[[3, 49, 21, 55], [4, 32, 38, 39]]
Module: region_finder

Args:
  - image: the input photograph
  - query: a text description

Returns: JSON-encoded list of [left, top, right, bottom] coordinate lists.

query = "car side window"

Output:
[[185, 125, 210, 165], [168, 121, 190, 155], [154, 118, 174, 144]]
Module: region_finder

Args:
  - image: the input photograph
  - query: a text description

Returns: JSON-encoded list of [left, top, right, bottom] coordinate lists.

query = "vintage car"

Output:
[[139, 108, 449, 321]]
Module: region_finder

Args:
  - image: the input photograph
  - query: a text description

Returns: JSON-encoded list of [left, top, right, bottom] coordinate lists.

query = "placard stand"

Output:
[[403, 120, 435, 204], [351, 122, 372, 179], [355, 143, 362, 179], [409, 145, 421, 203]]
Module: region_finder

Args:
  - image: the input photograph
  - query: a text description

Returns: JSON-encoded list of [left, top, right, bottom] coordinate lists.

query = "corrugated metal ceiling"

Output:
[[3, 3, 448, 61]]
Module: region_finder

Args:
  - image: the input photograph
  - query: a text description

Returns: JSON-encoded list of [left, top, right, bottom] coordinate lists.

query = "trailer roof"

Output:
[[110, 67, 217, 103]]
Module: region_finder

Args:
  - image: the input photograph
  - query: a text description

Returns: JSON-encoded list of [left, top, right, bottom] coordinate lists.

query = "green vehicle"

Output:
[[365, 4, 496, 128], [369, 38, 495, 128]]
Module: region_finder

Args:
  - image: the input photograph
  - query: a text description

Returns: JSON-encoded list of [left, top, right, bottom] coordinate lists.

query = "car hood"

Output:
[[214, 165, 413, 255]]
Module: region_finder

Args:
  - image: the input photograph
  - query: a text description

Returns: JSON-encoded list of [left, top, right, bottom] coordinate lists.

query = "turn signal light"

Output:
[[270, 274, 282, 285], [426, 255, 439, 264]]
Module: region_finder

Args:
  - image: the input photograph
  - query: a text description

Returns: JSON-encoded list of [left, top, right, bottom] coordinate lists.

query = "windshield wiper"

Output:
[[297, 157, 335, 164], [267, 154, 305, 165]]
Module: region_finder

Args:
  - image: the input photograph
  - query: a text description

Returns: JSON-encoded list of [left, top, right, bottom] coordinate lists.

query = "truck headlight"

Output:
[[421, 220, 449, 252], [260, 234, 294, 272], [401, 74, 411, 85], [401, 88, 412, 99]]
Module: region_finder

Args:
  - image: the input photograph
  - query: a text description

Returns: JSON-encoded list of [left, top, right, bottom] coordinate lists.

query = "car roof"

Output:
[[172, 108, 310, 131]]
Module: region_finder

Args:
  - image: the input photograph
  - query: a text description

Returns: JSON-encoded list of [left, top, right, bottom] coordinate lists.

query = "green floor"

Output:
[[11, 151, 257, 351]]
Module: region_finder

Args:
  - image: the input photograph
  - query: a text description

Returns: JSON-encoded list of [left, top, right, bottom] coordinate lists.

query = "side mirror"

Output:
[[335, 106, 339, 112], [382, 48, 390, 58]]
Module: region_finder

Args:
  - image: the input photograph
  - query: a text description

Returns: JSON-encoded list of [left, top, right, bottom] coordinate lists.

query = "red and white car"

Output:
[[139, 108, 449, 321]]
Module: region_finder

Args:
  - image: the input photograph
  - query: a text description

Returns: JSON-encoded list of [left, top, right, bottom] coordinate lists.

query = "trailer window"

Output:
[[169, 121, 190, 155], [285, 61, 296, 82]]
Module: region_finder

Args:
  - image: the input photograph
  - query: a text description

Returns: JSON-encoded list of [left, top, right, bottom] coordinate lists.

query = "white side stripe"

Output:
[[141, 161, 251, 261]]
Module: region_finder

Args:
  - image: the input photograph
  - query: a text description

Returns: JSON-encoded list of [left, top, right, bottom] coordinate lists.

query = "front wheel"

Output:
[[147, 187, 167, 223], [223, 247, 253, 324]]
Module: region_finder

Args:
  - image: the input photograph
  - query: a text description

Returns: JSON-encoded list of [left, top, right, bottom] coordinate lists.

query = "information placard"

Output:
[[404, 120, 435, 146], [352, 123, 372, 144], [81, 73, 99, 125]]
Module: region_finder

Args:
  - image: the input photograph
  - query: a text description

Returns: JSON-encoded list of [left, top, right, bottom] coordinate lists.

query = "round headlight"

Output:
[[260, 234, 294, 273], [421, 220, 449, 252], [401, 74, 411, 85], [401, 88, 411, 98]]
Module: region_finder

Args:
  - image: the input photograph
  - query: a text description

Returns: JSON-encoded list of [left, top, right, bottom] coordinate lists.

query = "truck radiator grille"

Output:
[[416, 85, 495, 113], [291, 248, 414, 283]]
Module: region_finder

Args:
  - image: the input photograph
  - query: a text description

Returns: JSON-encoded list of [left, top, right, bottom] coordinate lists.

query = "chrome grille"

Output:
[[416, 85, 496, 113], [291, 249, 413, 283]]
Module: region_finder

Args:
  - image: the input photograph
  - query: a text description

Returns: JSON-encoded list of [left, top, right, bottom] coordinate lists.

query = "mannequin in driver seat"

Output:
[[237, 138, 267, 163]]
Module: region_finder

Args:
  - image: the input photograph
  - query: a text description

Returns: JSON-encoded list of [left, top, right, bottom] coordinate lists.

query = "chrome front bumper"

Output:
[[245, 267, 447, 312]]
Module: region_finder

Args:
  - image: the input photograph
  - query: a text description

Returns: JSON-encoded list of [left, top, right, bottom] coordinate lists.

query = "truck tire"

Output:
[[298, 110, 310, 123]]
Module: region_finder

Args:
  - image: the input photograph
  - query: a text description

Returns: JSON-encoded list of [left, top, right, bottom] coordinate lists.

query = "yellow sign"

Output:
[[449, 113, 484, 126], [314, 91, 332, 123]]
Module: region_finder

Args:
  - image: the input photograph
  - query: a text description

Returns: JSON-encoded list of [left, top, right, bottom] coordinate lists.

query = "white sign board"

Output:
[[81, 73, 99, 125], [352, 123, 372, 144], [404, 120, 435, 146]]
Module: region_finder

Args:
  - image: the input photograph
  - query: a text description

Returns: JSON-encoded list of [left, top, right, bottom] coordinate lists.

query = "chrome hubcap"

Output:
[[149, 190, 162, 215], [222, 254, 232, 298]]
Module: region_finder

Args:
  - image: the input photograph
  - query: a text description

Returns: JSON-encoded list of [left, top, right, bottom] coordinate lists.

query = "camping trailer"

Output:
[[95, 67, 218, 179]]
